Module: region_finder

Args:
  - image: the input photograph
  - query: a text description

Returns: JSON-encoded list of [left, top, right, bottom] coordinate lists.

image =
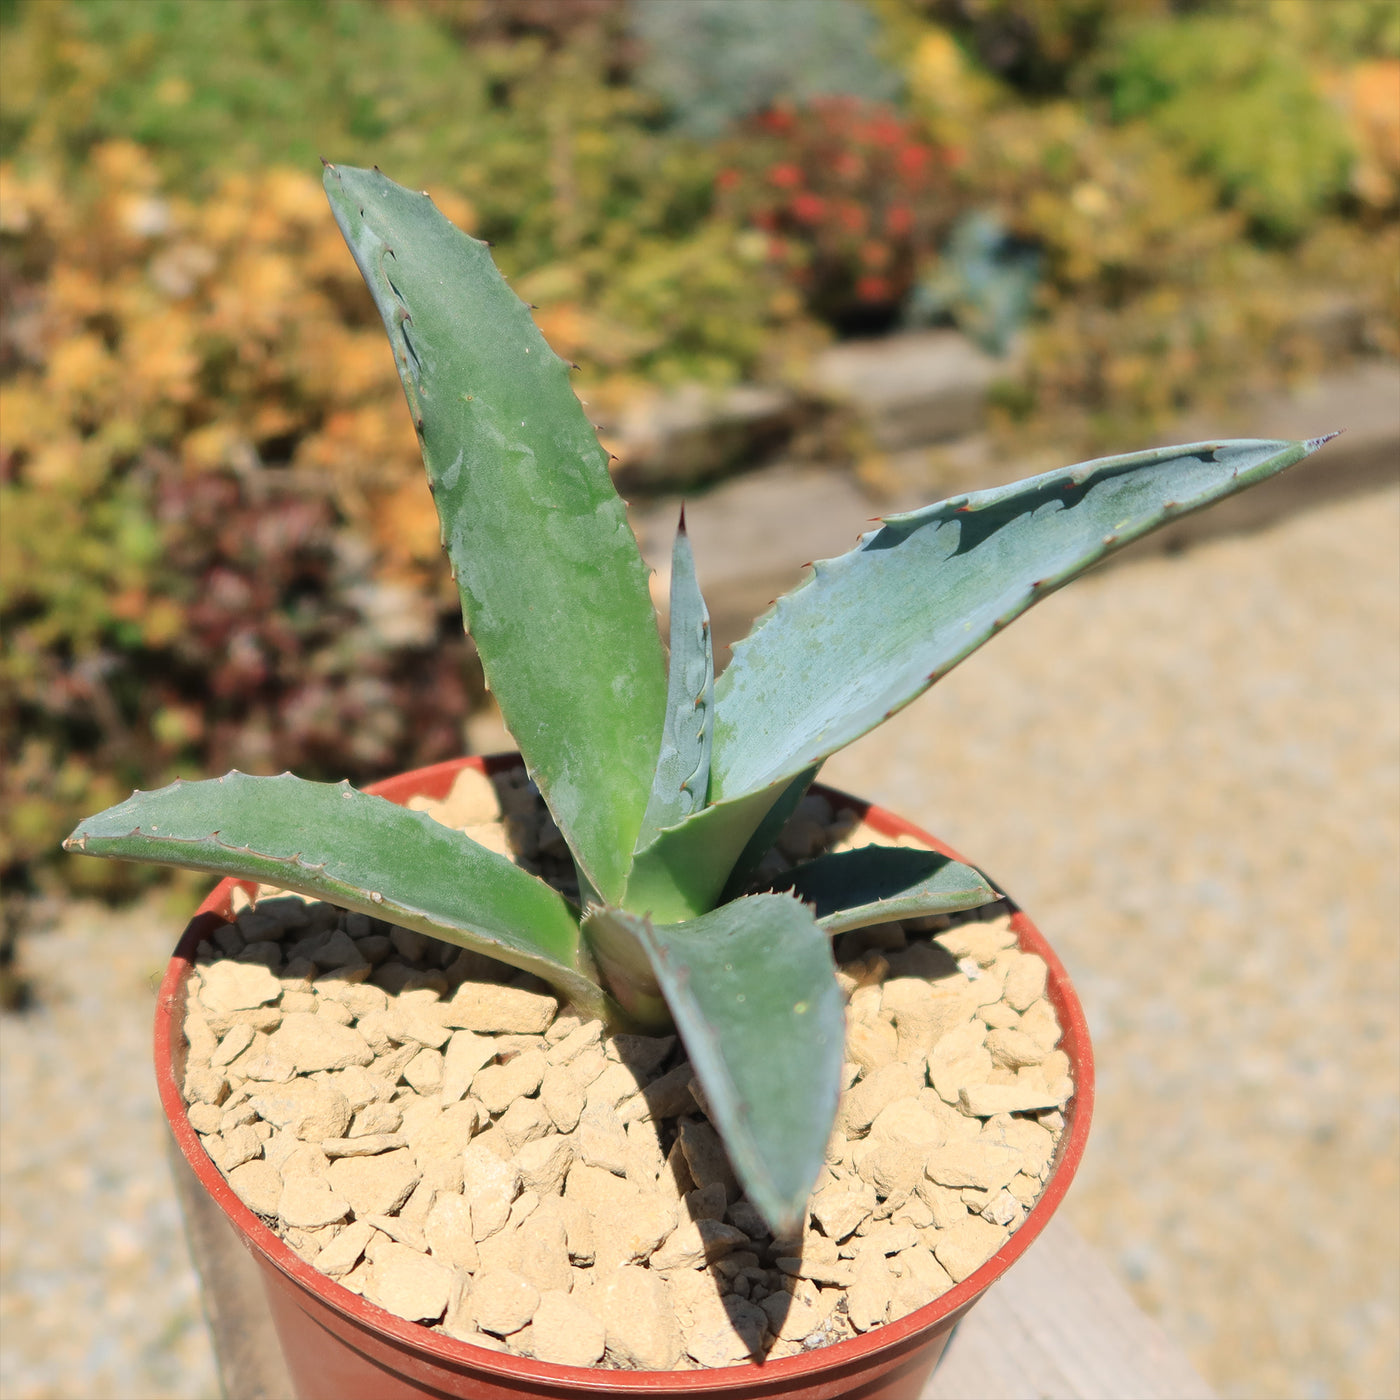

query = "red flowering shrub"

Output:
[[715, 97, 959, 332]]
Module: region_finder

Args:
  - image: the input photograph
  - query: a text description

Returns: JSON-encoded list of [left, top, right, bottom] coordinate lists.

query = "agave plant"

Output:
[[65, 164, 1334, 1235]]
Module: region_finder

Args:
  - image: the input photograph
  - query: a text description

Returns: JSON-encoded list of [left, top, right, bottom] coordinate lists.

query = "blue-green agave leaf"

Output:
[[636, 508, 714, 849], [576, 901, 672, 1032], [718, 764, 822, 903], [63, 773, 609, 1019], [583, 895, 845, 1236], [323, 163, 665, 904], [773, 845, 998, 933], [708, 437, 1333, 803], [623, 783, 787, 923]]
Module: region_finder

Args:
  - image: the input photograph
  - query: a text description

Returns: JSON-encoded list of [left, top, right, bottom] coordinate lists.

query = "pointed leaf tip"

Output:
[[710, 437, 1326, 805], [634, 513, 714, 857], [1306, 430, 1343, 451]]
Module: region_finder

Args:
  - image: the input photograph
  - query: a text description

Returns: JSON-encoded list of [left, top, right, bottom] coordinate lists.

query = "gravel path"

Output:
[[1, 896, 219, 1399], [1, 485, 1395, 1400]]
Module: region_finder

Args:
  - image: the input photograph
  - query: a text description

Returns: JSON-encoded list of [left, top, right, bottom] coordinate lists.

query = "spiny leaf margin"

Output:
[[708, 436, 1330, 803], [322, 162, 666, 903], [772, 844, 999, 934], [64, 772, 609, 1018]]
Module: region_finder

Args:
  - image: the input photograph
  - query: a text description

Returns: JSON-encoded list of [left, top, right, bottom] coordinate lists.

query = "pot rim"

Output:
[[155, 753, 1094, 1393]]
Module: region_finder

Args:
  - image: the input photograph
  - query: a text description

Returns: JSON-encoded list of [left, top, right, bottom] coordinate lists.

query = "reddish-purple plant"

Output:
[[715, 97, 961, 331]]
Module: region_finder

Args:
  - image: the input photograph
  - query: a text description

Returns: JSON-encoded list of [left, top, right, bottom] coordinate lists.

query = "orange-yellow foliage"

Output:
[[0, 142, 447, 579]]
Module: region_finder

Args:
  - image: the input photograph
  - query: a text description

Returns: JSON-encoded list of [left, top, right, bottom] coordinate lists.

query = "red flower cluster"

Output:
[[716, 97, 956, 330]]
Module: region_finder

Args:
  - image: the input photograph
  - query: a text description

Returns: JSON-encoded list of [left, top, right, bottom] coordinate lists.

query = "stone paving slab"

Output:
[[927, 1216, 1215, 1400]]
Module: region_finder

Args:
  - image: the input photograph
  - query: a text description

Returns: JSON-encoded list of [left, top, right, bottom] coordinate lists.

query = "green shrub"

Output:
[[940, 82, 1398, 445], [907, 0, 1133, 96], [3, 0, 1395, 904], [0, 0, 785, 385], [1093, 11, 1356, 241]]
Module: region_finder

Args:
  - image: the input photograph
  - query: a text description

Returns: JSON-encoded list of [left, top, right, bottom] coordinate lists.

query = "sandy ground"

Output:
[[1, 485, 1395, 1400], [0, 896, 219, 1399]]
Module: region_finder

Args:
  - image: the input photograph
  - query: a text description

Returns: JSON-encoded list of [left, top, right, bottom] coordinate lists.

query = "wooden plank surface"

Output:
[[924, 1215, 1215, 1399], [174, 1139, 1211, 1400], [169, 1139, 296, 1400]]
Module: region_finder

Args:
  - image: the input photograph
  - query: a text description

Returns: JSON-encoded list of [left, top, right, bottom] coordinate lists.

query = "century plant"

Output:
[[65, 165, 1335, 1235]]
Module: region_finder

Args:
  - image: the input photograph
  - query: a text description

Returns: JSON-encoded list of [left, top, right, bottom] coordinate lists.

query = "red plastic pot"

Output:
[[157, 754, 1094, 1400]]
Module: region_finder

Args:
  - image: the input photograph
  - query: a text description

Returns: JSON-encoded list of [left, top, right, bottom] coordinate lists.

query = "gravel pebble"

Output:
[[173, 816, 1070, 1375]]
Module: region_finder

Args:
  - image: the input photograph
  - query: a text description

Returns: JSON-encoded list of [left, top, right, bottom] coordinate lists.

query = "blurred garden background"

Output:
[[0, 3, 1397, 1396], [2, 0, 1397, 916]]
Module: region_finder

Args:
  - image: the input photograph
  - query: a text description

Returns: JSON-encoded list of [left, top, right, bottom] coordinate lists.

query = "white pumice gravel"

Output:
[[179, 766, 1072, 1369]]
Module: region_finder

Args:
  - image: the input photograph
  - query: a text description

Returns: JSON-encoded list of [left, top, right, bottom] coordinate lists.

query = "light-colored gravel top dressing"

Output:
[[180, 765, 1072, 1370]]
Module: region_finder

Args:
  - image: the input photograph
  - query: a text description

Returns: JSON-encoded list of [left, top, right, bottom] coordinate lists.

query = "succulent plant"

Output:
[[65, 164, 1334, 1235]]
